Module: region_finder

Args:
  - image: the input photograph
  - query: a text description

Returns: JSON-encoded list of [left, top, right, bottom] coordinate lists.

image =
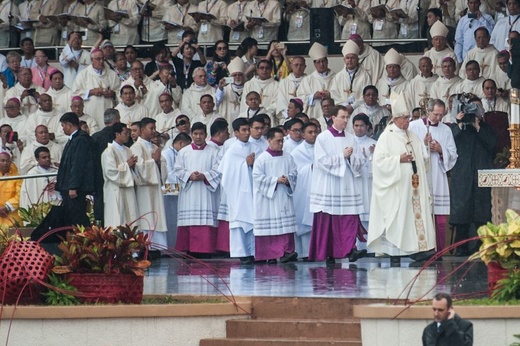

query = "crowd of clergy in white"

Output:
[[0, 0, 515, 261]]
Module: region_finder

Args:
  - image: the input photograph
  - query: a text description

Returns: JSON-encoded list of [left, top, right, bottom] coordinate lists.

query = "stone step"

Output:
[[200, 338, 362, 346], [250, 297, 384, 320], [226, 318, 361, 340]]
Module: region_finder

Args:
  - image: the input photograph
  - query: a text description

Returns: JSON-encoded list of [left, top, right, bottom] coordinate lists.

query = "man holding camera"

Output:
[[449, 96, 496, 256]]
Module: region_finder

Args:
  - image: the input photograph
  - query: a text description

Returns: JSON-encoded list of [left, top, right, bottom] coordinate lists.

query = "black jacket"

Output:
[[422, 314, 473, 346], [56, 130, 95, 194]]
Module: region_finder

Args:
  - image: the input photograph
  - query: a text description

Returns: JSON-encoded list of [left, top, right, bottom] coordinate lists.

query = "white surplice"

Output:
[[174, 143, 221, 227], [115, 102, 150, 126], [353, 135, 376, 222], [405, 73, 439, 109], [19, 165, 61, 211], [46, 86, 73, 114], [330, 67, 372, 108], [25, 108, 67, 145], [297, 70, 336, 120], [240, 76, 278, 123], [19, 140, 62, 175], [310, 129, 364, 215], [181, 83, 215, 119], [101, 142, 139, 228], [275, 73, 305, 123], [252, 150, 298, 236]]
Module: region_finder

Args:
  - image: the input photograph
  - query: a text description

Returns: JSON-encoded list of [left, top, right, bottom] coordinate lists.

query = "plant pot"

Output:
[[487, 261, 509, 294], [65, 273, 144, 304]]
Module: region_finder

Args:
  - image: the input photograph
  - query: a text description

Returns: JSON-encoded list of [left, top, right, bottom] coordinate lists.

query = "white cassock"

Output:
[[216, 83, 243, 126], [196, 0, 228, 44], [191, 111, 223, 128], [409, 119, 458, 215], [19, 165, 61, 211], [115, 102, 150, 126], [459, 45, 498, 79], [483, 96, 510, 114], [240, 77, 278, 123], [490, 14, 520, 51], [218, 139, 261, 257], [275, 73, 305, 122], [252, 150, 298, 236], [330, 67, 372, 108], [423, 48, 458, 77], [459, 77, 486, 99], [161, 146, 179, 185], [59, 45, 90, 89], [78, 113, 100, 134], [297, 70, 337, 121], [19, 140, 63, 175], [290, 141, 314, 258], [181, 84, 215, 119], [368, 123, 436, 255], [358, 45, 385, 85], [25, 109, 67, 145], [405, 73, 439, 109], [375, 76, 409, 106], [174, 143, 221, 227], [348, 103, 390, 135], [146, 80, 183, 115], [247, 0, 281, 43], [72, 65, 121, 127], [119, 76, 154, 104], [310, 129, 364, 215], [430, 76, 463, 110], [2, 115, 29, 145], [130, 137, 168, 248], [101, 142, 139, 228], [353, 135, 376, 224], [238, 107, 268, 120], [4, 83, 46, 116], [46, 86, 73, 114], [282, 137, 302, 154], [155, 109, 181, 141], [106, 0, 140, 45], [495, 68, 512, 92]]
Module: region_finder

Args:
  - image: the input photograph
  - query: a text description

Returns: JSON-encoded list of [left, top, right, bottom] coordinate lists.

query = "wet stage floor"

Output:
[[143, 256, 489, 301]]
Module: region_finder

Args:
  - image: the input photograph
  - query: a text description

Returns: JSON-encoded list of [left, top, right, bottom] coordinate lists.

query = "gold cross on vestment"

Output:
[[230, 99, 240, 109], [418, 90, 430, 98]]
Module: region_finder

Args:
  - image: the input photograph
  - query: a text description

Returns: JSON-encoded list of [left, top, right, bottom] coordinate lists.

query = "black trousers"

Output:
[[61, 191, 90, 227]]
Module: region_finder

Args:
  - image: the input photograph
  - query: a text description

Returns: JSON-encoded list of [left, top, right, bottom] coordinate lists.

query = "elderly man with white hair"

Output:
[[72, 48, 120, 127], [181, 67, 215, 119], [216, 57, 247, 126]]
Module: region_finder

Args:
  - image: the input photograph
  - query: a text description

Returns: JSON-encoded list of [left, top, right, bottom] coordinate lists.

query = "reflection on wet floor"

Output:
[[143, 257, 489, 300]]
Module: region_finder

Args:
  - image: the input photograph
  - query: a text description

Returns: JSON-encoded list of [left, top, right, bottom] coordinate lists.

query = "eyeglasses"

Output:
[[290, 128, 302, 133]]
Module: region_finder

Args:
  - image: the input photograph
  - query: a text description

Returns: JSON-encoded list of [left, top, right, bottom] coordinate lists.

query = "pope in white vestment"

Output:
[[368, 94, 436, 258], [101, 140, 139, 228]]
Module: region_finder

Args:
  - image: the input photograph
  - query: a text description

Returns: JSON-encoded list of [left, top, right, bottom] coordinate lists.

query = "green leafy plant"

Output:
[[510, 334, 520, 346], [43, 273, 80, 305], [491, 269, 520, 302], [52, 224, 151, 276], [18, 202, 53, 227]]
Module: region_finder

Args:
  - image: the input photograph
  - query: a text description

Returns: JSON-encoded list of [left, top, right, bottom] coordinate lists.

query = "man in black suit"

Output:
[[56, 112, 95, 227], [422, 293, 473, 346]]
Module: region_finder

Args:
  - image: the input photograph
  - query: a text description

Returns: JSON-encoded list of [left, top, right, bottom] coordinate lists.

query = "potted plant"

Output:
[[470, 209, 520, 300], [52, 224, 151, 304]]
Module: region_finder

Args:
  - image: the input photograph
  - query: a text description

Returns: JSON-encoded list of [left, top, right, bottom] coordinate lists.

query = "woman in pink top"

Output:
[[31, 50, 58, 91]]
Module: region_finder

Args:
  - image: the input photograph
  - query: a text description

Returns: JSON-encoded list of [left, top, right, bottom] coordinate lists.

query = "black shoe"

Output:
[[267, 259, 277, 264], [280, 251, 298, 263], [348, 249, 367, 262], [239, 257, 254, 265], [409, 250, 436, 262], [326, 257, 336, 264], [147, 250, 162, 261]]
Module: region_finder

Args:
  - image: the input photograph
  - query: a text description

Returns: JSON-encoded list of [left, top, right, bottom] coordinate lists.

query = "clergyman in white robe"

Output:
[[19, 165, 61, 211]]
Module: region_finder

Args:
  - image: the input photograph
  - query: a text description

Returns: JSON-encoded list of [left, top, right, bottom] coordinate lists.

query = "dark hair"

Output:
[[332, 105, 349, 116], [59, 112, 80, 127], [352, 113, 371, 127], [20, 37, 34, 46], [131, 121, 141, 128], [34, 146, 50, 159], [434, 293, 452, 308], [175, 114, 189, 125], [249, 115, 265, 126], [151, 42, 168, 60], [173, 132, 192, 144], [474, 26, 490, 38], [191, 121, 206, 133], [213, 40, 230, 63], [363, 85, 378, 95], [140, 117, 156, 129], [181, 29, 196, 39], [111, 122, 127, 139], [120, 84, 135, 96], [124, 45, 137, 55], [199, 94, 214, 103], [210, 118, 229, 137], [289, 99, 304, 113], [232, 118, 249, 132], [465, 60, 480, 69], [482, 78, 497, 89], [284, 118, 304, 131], [295, 112, 309, 122], [246, 91, 261, 99], [50, 70, 64, 80], [321, 97, 335, 106], [427, 8, 443, 22], [256, 59, 273, 69], [266, 127, 284, 140], [258, 113, 271, 124], [302, 122, 317, 132], [237, 37, 258, 57]]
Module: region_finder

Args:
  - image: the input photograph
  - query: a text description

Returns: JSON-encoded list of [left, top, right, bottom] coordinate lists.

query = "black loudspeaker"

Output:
[[310, 8, 335, 47]]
